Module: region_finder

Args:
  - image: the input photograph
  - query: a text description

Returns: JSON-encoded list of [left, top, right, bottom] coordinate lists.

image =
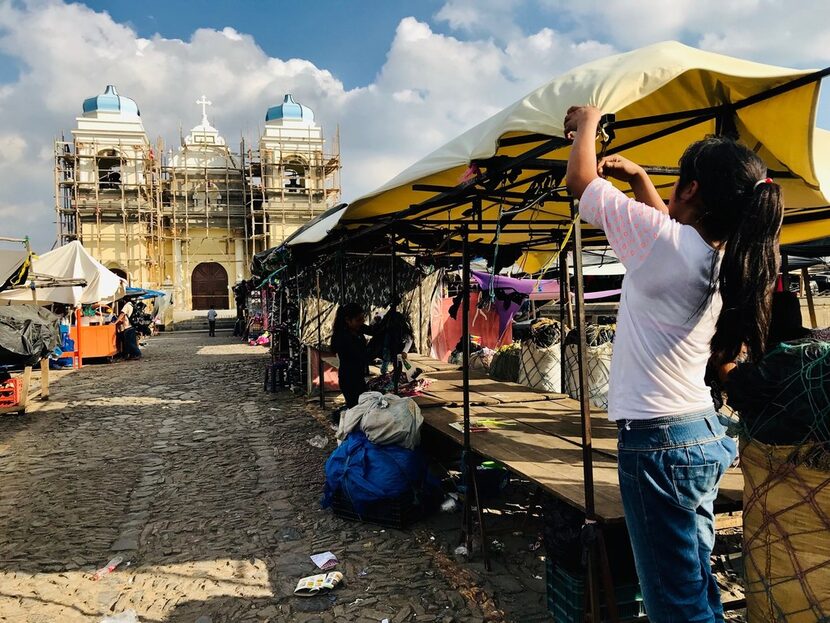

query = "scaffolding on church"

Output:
[[54, 137, 166, 288], [54, 103, 341, 309], [242, 125, 341, 259]]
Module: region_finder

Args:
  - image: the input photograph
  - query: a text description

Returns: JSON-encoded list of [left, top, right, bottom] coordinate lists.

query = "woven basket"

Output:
[[742, 440, 830, 622]]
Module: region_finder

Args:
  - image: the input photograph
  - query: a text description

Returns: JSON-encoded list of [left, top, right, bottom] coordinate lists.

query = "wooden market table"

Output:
[[406, 353, 743, 524]]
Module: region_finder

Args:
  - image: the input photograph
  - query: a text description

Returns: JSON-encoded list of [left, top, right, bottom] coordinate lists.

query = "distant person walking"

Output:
[[117, 302, 141, 359], [207, 306, 217, 337]]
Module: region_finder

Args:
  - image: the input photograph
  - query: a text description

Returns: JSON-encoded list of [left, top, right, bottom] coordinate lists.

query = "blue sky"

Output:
[[82, 1, 449, 89], [2, 0, 830, 250]]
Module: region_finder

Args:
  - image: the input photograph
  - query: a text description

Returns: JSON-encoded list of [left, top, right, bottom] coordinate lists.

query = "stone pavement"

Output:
[[0, 333, 552, 623]]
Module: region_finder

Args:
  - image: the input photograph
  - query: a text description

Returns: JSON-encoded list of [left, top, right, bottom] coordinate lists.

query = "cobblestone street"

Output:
[[0, 333, 550, 623]]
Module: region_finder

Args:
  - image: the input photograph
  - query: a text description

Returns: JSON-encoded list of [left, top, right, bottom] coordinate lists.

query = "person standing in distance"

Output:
[[207, 306, 217, 337]]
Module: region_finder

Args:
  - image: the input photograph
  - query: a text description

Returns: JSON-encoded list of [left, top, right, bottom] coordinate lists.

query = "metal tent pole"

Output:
[[570, 200, 604, 622], [316, 268, 325, 409], [458, 225, 489, 569], [558, 251, 568, 393], [461, 224, 474, 548], [339, 245, 346, 301], [391, 235, 400, 393], [781, 253, 790, 291]]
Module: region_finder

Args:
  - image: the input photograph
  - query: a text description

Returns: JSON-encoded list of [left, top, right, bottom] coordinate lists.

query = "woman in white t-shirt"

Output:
[[563, 106, 783, 623]]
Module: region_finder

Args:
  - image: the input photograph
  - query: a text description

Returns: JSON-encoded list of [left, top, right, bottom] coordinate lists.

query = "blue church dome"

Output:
[[265, 94, 314, 123], [82, 85, 140, 117]]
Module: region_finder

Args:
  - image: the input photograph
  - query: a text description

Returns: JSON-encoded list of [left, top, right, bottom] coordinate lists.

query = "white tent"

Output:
[[0, 241, 126, 305], [0, 249, 29, 290], [286, 204, 349, 247]]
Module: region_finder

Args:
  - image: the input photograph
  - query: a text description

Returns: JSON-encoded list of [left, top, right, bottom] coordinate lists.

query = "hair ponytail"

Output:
[[710, 182, 783, 364], [678, 137, 784, 365]]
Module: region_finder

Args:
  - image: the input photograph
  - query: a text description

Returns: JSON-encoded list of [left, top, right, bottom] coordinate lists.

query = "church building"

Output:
[[55, 86, 341, 312]]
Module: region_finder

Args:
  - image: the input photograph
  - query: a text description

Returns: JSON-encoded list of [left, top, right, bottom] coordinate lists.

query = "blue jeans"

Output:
[[617, 410, 737, 623]]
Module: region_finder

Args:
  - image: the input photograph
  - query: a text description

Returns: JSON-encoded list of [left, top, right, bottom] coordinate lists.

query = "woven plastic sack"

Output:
[[518, 342, 561, 393], [563, 325, 614, 409], [469, 348, 494, 373], [742, 440, 830, 622], [489, 344, 521, 382]]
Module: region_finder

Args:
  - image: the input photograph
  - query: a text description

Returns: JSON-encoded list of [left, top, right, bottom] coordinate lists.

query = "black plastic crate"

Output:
[[545, 559, 646, 622], [330, 488, 429, 529]]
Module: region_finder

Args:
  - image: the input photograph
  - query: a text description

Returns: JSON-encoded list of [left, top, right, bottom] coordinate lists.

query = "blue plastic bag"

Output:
[[322, 431, 439, 513]]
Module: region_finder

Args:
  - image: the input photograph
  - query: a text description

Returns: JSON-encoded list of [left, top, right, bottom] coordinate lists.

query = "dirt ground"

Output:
[[0, 333, 556, 623], [0, 331, 744, 622]]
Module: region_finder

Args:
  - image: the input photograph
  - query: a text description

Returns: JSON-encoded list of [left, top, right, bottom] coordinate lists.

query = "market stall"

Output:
[[281, 41, 830, 621], [0, 240, 126, 365]]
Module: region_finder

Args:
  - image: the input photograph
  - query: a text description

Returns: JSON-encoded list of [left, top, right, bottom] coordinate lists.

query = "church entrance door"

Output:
[[191, 262, 228, 310]]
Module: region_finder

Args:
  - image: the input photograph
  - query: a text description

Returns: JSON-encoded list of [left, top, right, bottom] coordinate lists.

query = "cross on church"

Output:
[[196, 95, 212, 125]]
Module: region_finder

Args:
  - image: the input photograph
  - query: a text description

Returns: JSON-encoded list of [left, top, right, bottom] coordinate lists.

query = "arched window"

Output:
[[284, 157, 306, 193], [191, 262, 228, 310], [98, 149, 121, 190]]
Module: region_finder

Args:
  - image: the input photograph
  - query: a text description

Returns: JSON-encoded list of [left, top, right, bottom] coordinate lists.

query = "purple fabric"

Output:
[[472, 271, 560, 297], [470, 271, 621, 337], [583, 289, 622, 300], [471, 271, 553, 337]]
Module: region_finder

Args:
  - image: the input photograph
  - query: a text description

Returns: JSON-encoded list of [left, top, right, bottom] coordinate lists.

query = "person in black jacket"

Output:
[[368, 296, 414, 375], [331, 303, 376, 408]]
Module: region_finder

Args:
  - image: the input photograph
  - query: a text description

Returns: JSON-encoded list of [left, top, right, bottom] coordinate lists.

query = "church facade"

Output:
[[55, 86, 341, 311]]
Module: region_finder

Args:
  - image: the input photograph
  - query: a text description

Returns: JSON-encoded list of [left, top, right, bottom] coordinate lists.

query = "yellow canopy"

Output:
[[342, 41, 830, 254]]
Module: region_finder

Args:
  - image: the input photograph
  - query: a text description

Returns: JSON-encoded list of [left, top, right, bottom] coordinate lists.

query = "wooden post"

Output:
[[802, 267, 818, 328], [316, 270, 325, 409], [19, 366, 31, 412], [40, 358, 50, 401]]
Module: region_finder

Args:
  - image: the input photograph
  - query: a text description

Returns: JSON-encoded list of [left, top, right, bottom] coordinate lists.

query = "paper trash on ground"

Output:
[[310, 551, 338, 570], [294, 571, 344, 596]]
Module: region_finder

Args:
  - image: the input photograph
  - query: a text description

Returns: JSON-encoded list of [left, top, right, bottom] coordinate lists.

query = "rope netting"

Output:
[[563, 324, 615, 409], [729, 340, 830, 622], [517, 318, 565, 393]]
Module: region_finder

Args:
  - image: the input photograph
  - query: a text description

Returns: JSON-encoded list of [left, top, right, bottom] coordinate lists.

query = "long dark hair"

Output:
[[331, 302, 364, 353], [680, 137, 784, 364]]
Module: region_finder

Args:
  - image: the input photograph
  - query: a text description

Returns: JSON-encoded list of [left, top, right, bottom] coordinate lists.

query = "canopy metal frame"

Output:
[[262, 67, 830, 623]]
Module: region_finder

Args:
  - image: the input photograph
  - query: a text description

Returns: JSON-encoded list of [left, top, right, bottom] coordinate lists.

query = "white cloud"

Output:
[[541, 0, 830, 66], [0, 2, 613, 251], [0, 0, 827, 252], [0, 134, 27, 163], [435, 0, 525, 40]]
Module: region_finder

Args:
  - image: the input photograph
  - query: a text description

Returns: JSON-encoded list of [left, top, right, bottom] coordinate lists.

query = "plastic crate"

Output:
[[330, 488, 428, 529], [0, 378, 21, 408], [475, 461, 510, 502], [546, 559, 646, 622]]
